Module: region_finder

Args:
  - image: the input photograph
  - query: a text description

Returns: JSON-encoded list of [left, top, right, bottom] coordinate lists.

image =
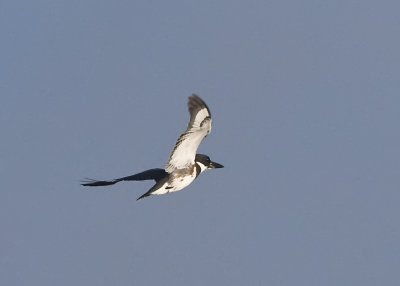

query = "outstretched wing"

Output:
[[165, 94, 212, 173], [81, 168, 168, 186]]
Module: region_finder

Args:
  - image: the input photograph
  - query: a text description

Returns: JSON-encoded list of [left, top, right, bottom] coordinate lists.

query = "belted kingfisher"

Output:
[[81, 94, 223, 200]]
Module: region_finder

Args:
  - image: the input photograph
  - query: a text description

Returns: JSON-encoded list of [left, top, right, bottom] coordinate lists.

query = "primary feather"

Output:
[[81, 168, 168, 186]]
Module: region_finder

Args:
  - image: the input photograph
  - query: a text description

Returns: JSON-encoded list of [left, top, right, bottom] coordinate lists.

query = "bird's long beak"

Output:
[[209, 160, 224, 169]]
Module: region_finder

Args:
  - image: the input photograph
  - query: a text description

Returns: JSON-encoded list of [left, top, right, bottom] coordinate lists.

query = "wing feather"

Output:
[[165, 94, 212, 172], [81, 168, 168, 186]]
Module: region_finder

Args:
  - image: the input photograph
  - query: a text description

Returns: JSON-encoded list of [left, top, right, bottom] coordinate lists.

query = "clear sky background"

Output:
[[1, 0, 399, 285]]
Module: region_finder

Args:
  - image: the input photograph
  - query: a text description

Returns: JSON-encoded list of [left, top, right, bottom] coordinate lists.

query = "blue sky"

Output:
[[1, 0, 399, 285]]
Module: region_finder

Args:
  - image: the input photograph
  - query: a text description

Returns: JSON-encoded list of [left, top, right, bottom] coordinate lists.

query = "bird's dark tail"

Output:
[[135, 177, 169, 200], [136, 192, 151, 201]]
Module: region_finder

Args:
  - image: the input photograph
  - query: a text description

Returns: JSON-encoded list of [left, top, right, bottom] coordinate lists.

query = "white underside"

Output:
[[151, 173, 197, 195]]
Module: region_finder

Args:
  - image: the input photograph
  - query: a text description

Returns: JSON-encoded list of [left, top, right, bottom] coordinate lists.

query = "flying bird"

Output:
[[81, 94, 223, 200]]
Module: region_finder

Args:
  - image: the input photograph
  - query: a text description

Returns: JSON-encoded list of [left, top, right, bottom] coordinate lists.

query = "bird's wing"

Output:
[[165, 94, 212, 173], [81, 168, 168, 186]]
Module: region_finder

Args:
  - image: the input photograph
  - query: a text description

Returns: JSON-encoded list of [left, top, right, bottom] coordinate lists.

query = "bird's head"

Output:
[[195, 154, 224, 172]]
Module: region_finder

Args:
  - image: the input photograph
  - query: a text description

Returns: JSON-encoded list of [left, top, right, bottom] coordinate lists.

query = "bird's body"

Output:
[[82, 94, 223, 200]]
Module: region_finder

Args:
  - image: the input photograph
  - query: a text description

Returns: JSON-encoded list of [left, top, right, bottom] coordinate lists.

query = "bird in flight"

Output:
[[81, 94, 223, 200]]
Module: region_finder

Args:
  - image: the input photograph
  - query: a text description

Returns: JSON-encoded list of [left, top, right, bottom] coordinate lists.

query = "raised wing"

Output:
[[165, 94, 212, 173]]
